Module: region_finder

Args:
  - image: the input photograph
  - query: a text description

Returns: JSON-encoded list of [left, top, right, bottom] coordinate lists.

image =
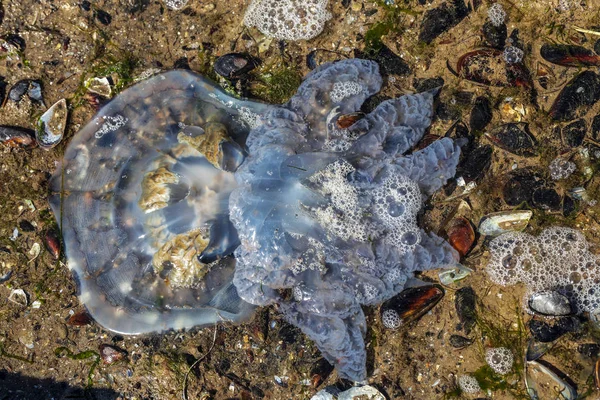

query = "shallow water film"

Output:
[[3, 0, 600, 398]]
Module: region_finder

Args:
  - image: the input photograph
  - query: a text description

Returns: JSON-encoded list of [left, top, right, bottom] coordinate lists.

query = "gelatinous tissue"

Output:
[[49, 59, 461, 381]]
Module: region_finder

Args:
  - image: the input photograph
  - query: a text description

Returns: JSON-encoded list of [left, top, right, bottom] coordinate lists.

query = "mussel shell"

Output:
[[455, 286, 476, 334], [446, 217, 475, 257], [457, 48, 507, 86], [562, 195, 577, 217], [525, 360, 577, 400], [592, 114, 600, 140], [550, 70, 600, 122], [562, 118, 586, 148], [528, 291, 572, 316], [380, 285, 444, 329], [306, 49, 345, 70], [418, 0, 470, 44], [36, 98, 67, 149], [532, 187, 562, 211], [449, 334, 473, 349], [336, 112, 365, 129], [469, 96, 492, 132], [502, 168, 545, 206], [213, 53, 259, 79], [482, 20, 507, 49], [528, 316, 580, 342], [0, 125, 36, 148], [486, 122, 537, 157], [540, 43, 600, 67], [526, 339, 554, 361], [456, 144, 492, 183]]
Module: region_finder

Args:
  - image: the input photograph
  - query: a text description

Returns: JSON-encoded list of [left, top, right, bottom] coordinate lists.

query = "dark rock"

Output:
[[482, 20, 507, 49], [214, 53, 260, 79], [456, 145, 492, 183], [355, 45, 411, 76], [528, 316, 581, 342], [418, 0, 470, 44], [550, 71, 600, 122], [18, 221, 35, 232], [94, 10, 112, 25], [532, 187, 562, 211], [469, 96, 492, 132], [125, 0, 150, 14], [562, 118, 586, 147], [502, 168, 545, 206], [486, 123, 538, 157], [455, 287, 476, 334]]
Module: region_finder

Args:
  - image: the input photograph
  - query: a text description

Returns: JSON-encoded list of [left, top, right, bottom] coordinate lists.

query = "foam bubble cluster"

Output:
[[243, 0, 331, 41], [485, 347, 513, 375], [487, 3, 506, 27], [487, 227, 600, 313], [458, 375, 480, 394]]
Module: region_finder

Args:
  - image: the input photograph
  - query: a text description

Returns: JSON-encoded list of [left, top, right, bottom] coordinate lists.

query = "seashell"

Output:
[[310, 358, 334, 388], [528, 291, 572, 316], [550, 71, 600, 122], [469, 96, 492, 132], [525, 360, 577, 400], [36, 98, 67, 149], [336, 112, 364, 129], [577, 343, 600, 359], [595, 358, 600, 390], [8, 79, 31, 102], [446, 217, 475, 257], [418, 0, 470, 44], [502, 168, 545, 206], [562, 195, 577, 217], [456, 48, 507, 86], [1, 34, 26, 52], [44, 228, 61, 259], [482, 20, 507, 49], [306, 49, 345, 70], [449, 334, 473, 348], [8, 288, 28, 306], [67, 309, 93, 326], [455, 145, 492, 184], [214, 53, 260, 79], [0, 125, 36, 148], [26, 80, 44, 106], [0, 76, 6, 105], [455, 286, 476, 334], [561, 118, 586, 148], [532, 187, 562, 211], [439, 265, 472, 286], [99, 343, 127, 364], [379, 285, 444, 329], [478, 210, 532, 236], [540, 43, 600, 67], [526, 339, 554, 361], [413, 77, 444, 93], [85, 77, 112, 97], [528, 316, 580, 342], [486, 122, 537, 157]]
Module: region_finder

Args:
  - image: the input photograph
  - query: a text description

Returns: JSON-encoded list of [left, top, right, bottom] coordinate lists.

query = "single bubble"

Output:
[[569, 271, 582, 284], [401, 231, 418, 245], [387, 200, 405, 217], [502, 255, 517, 269], [522, 259, 532, 272], [397, 187, 408, 196], [513, 246, 523, 256]]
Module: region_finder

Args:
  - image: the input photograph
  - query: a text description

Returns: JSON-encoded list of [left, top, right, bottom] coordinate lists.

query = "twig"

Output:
[[182, 324, 218, 400], [573, 26, 600, 36]]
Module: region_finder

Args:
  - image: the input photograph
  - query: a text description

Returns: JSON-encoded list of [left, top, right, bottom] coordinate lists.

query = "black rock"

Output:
[[418, 0, 470, 44], [550, 71, 600, 122], [532, 187, 562, 211], [503, 168, 545, 206], [528, 316, 581, 342], [214, 53, 260, 79], [413, 77, 444, 93], [173, 57, 191, 70], [486, 123, 538, 157], [94, 10, 112, 25], [469, 96, 492, 132], [455, 287, 476, 334], [482, 20, 507, 49], [18, 221, 35, 232], [562, 119, 586, 147]]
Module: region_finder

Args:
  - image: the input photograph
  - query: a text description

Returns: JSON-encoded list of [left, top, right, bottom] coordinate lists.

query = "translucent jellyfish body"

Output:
[[50, 59, 461, 382]]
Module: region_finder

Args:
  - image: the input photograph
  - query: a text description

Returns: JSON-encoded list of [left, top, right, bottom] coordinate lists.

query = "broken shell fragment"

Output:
[[0, 125, 36, 148], [528, 291, 572, 316], [67, 309, 93, 326], [36, 98, 67, 149], [213, 53, 260, 79], [8, 288, 28, 306], [485, 123, 538, 157], [439, 265, 472, 286], [99, 344, 127, 364], [526, 360, 577, 400], [85, 77, 112, 97], [446, 217, 475, 257], [478, 210, 532, 236], [449, 334, 473, 349], [379, 285, 444, 329], [526, 339, 554, 362]]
